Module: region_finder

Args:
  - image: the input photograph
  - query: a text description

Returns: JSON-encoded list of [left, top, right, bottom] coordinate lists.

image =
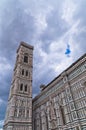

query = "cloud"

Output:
[[0, 56, 12, 101], [61, 0, 77, 25], [0, 57, 12, 72], [0, 120, 4, 129], [0, 99, 3, 106]]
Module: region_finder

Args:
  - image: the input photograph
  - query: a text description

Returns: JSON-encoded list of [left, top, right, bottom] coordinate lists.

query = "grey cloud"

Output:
[[33, 67, 55, 95], [74, 0, 86, 24], [74, 32, 86, 56], [71, 0, 86, 57], [0, 70, 12, 100], [39, 9, 70, 53], [0, 0, 36, 61], [0, 103, 7, 120]]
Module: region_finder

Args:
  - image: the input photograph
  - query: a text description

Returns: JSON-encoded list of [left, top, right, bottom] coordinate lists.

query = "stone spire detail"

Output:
[[3, 41, 34, 130]]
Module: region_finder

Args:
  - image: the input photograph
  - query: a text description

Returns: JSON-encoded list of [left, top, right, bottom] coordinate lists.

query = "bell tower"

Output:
[[3, 42, 34, 130]]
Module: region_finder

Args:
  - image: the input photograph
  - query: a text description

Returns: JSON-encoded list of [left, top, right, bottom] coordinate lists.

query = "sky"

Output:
[[0, 0, 86, 129]]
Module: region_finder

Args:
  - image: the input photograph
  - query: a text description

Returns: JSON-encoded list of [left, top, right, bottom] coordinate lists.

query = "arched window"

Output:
[[22, 109, 25, 117], [26, 70, 28, 76], [27, 110, 29, 117], [20, 84, 23, 91], [14, 109, 17, 117], [84, 81, 86, 87], [19, 109, 22, 117], [25, 84, 27, 92], [22, 69, 24, 75], [60, 105, 66, 125], [24, 53, 28, 63]]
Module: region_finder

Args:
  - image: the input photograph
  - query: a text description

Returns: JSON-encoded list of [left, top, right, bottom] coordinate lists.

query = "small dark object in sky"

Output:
[[65, 44, 71, 57]]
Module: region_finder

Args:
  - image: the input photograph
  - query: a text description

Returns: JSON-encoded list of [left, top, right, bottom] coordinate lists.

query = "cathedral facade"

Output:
[[3, 42, 86, 130]]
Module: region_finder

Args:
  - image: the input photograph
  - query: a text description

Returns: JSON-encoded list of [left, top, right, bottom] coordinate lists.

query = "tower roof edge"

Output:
[[17, 41, 34, 52]]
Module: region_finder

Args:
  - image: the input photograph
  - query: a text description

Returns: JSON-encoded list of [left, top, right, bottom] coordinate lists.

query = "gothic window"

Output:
[[84, 81, 86, 86], [25, 85, 27, 92], [20, 84, 23, 91], [26, 70, 28, 76], [80, 89, 85, 97], [68, 95, 72, 101], [65, 114, 70, 123], [21, 100, 24, 106], [27, 110, 29, 117], [83, 100, 86, 107], [14, 109, 17, 117], [22, 69, 24, 75], [69, 114, 72, 122], [64, 106, 68, 114], [70, 103, 75, 110], [60, 105, 66, 125], [24, 54, 28, 63], [51, 121, 56, 129], [22, 109, 25, 117], [72, 111, 77, 120], [57, 118, 61, 125], [66, 88, 70, 94], [34, 117, 37, 130], [19, 109, 22, 117], [78, 110, 85, 119], [63, 98, 66, 105], [76, 126, 80, 130], [15, 100, 18, 107]]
